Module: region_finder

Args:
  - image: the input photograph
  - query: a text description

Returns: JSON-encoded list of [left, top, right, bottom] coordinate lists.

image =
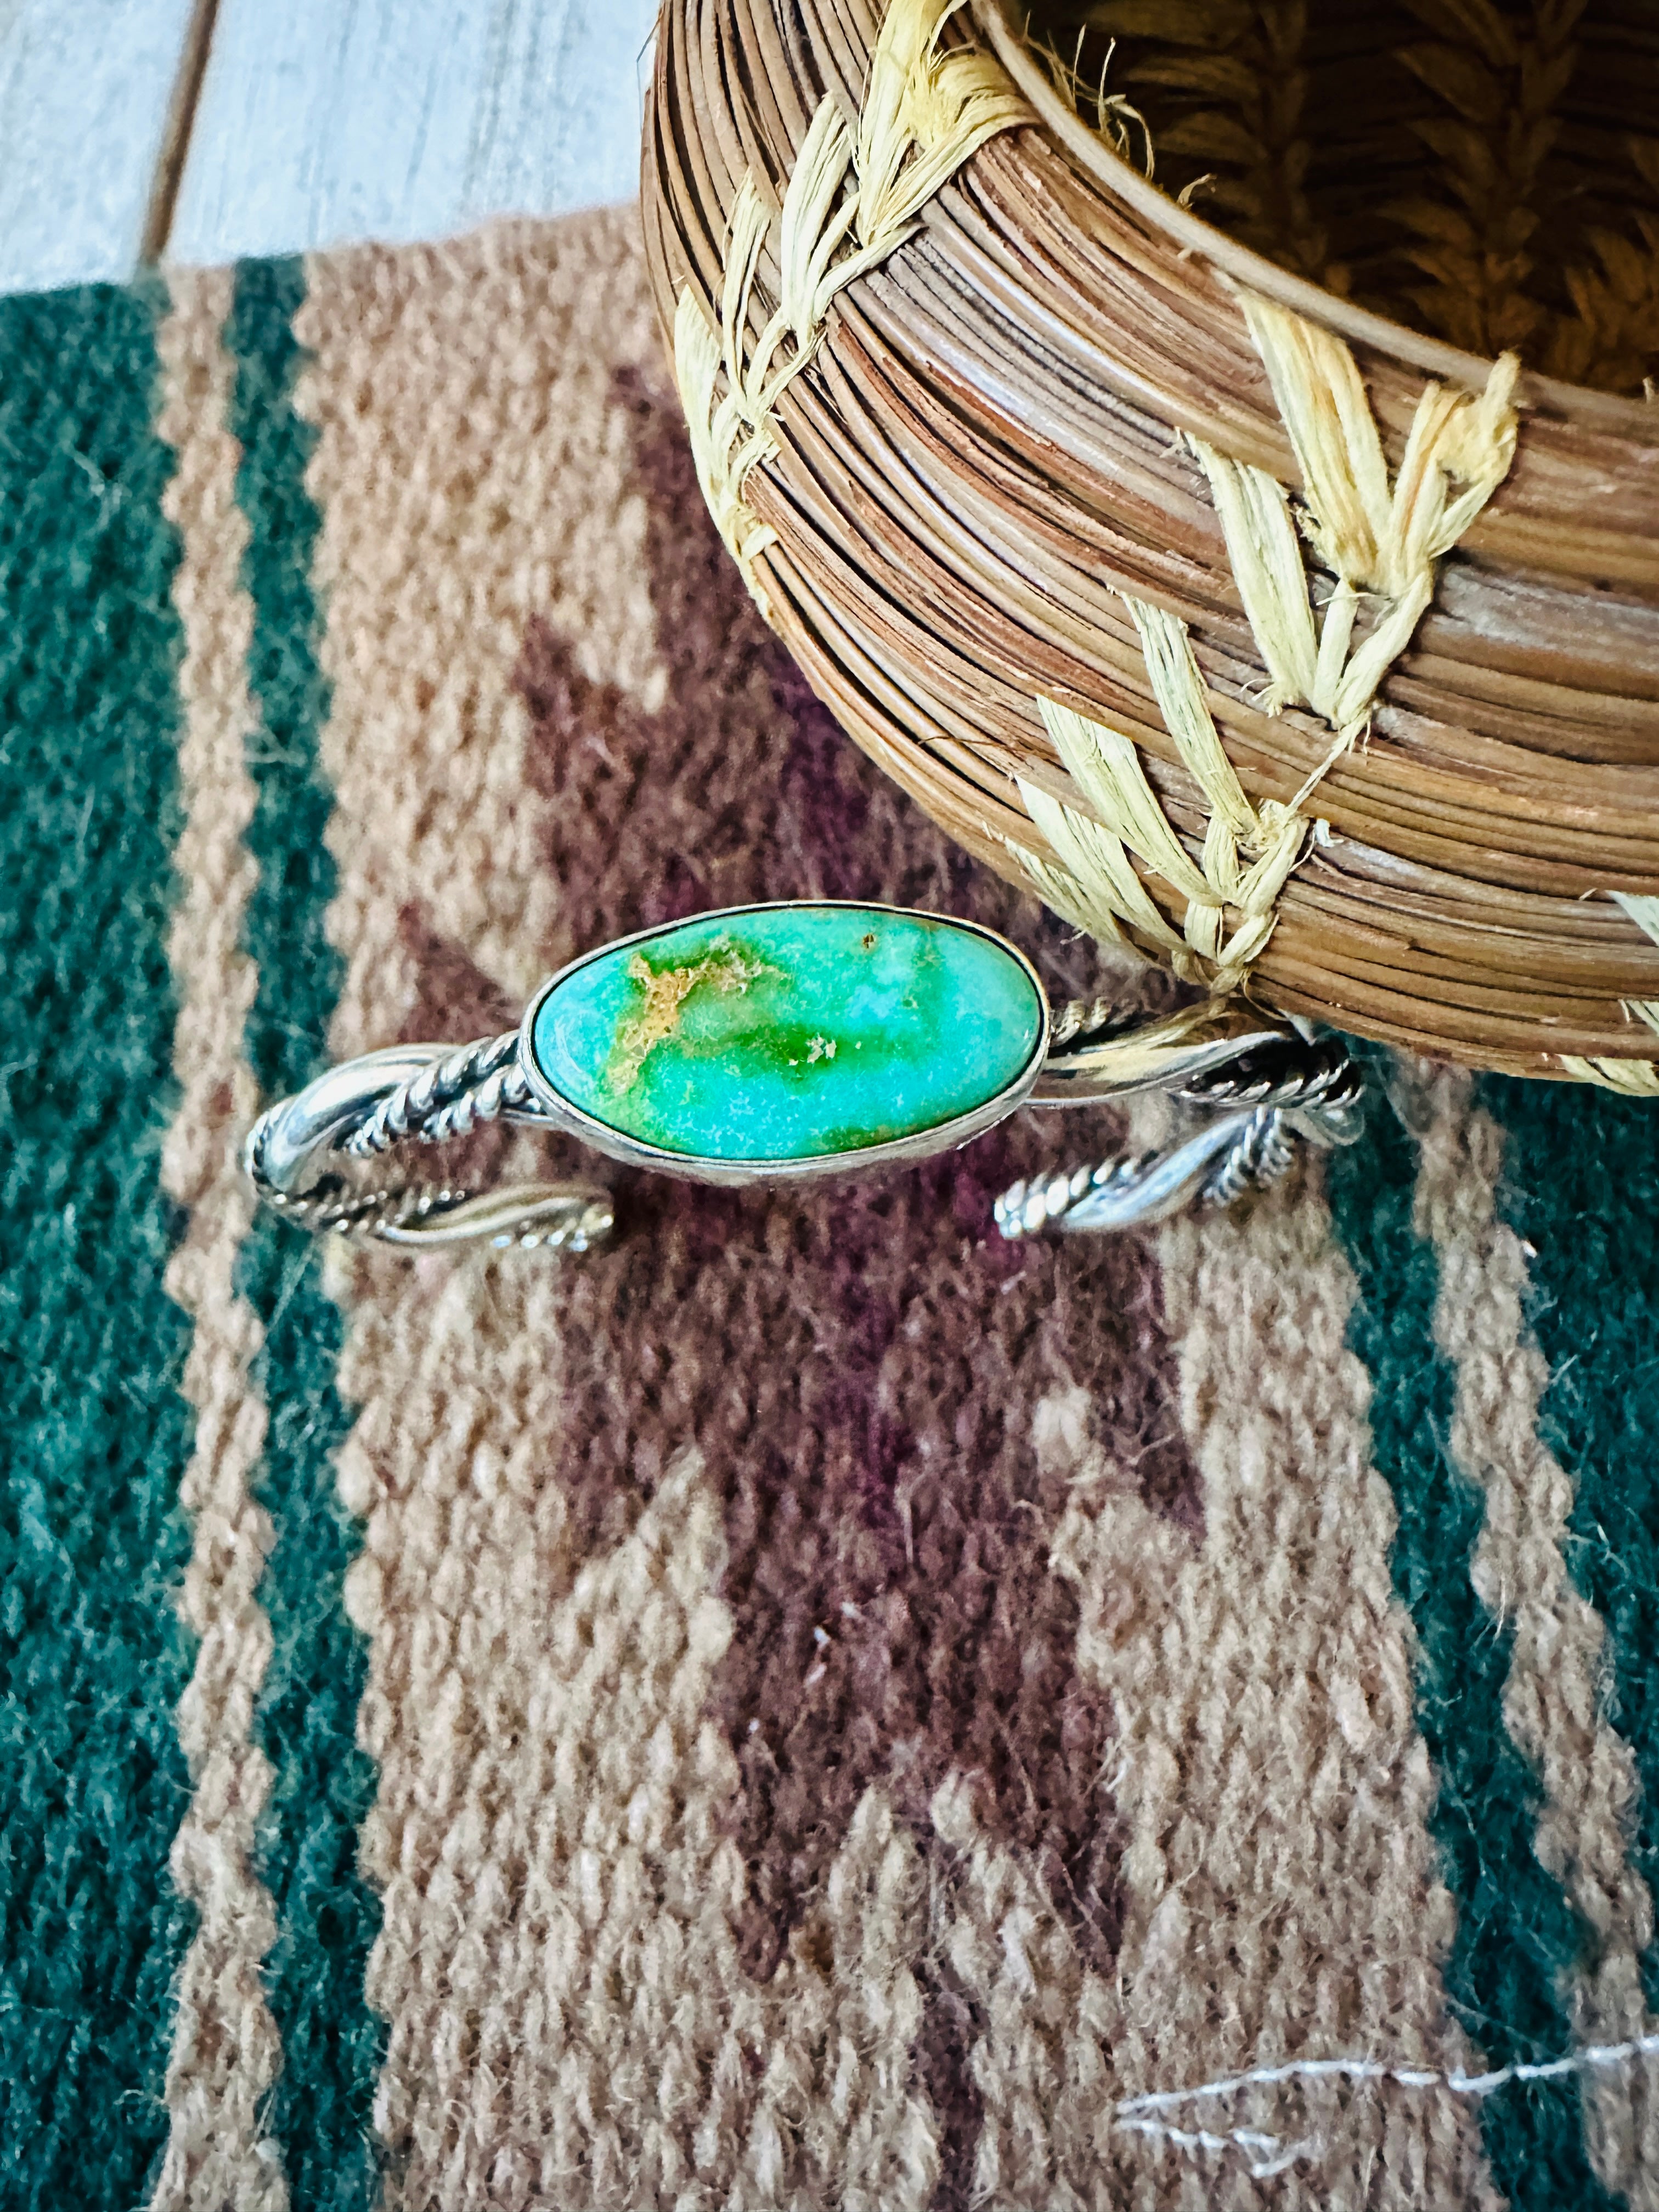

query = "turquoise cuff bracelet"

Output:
[[242, 901, 1364, 1251]]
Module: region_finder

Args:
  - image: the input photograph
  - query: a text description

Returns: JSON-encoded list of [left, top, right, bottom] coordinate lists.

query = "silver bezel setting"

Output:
[[516, 900, 1052, 1187]]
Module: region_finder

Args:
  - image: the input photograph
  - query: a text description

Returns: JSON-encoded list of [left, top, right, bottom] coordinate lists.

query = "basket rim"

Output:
[[974, 0, 1657, 441]]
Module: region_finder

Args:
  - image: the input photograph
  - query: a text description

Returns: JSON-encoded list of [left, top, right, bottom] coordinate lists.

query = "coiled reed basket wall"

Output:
[[641, 0, 1659, 1085]]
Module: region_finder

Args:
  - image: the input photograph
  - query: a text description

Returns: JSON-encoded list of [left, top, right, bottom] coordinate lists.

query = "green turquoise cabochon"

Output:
[[526, 904, 1046, 1164]]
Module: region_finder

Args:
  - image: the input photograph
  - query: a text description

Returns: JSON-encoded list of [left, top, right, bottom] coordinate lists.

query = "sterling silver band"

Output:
[[242, 975, 1363, 1252], [997, 1023, 1363, 1236], [243, 1040, 616, 1252]]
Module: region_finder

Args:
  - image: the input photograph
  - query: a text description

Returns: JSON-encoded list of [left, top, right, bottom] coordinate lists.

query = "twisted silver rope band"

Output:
[[250, 1176, 474, 1237], [1045, 993, 1122, 1051], [247, 1164, 614, 1251], [995, 1034, 1364, 1240], [242, 1039, 613, 1252], [342, 1031, 534, 1158]]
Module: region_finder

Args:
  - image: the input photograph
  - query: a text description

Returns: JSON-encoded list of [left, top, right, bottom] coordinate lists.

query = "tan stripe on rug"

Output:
[[1047, 1155, 1501, 2208], [1413, 1063, 1659, 2206], [294, 210, 665, 1051], [150, 264, 286, 2212]]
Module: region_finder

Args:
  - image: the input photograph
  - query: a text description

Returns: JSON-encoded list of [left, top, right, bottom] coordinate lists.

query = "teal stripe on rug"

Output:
[[1481, 1071, 1659, 2019], [227, 255, 383, 2212], [1326, 1075, 1620, 2212], [0, 281, 196, 2211]]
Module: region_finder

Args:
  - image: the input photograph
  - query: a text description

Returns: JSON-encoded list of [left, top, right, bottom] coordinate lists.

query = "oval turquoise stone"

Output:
[[529, 905, 1044, 1163]]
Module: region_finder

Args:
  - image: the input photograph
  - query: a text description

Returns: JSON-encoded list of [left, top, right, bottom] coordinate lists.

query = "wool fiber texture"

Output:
[[4, 210, 1659, 2212]]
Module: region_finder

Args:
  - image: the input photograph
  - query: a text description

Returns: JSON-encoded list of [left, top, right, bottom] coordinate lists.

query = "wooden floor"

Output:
[[0, 0, 657, 295]]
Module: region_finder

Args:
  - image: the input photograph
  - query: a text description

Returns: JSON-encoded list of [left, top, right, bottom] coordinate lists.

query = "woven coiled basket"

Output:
[[641, 0, 1659, 1085]]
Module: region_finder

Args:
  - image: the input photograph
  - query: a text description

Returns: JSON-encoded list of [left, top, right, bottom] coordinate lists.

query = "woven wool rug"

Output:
[[5, 206, 1659, 2212]]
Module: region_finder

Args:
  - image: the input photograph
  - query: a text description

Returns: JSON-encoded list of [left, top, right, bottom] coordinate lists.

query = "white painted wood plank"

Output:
[[0, 0, 199, 294], [169, 0, 657, 268]]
